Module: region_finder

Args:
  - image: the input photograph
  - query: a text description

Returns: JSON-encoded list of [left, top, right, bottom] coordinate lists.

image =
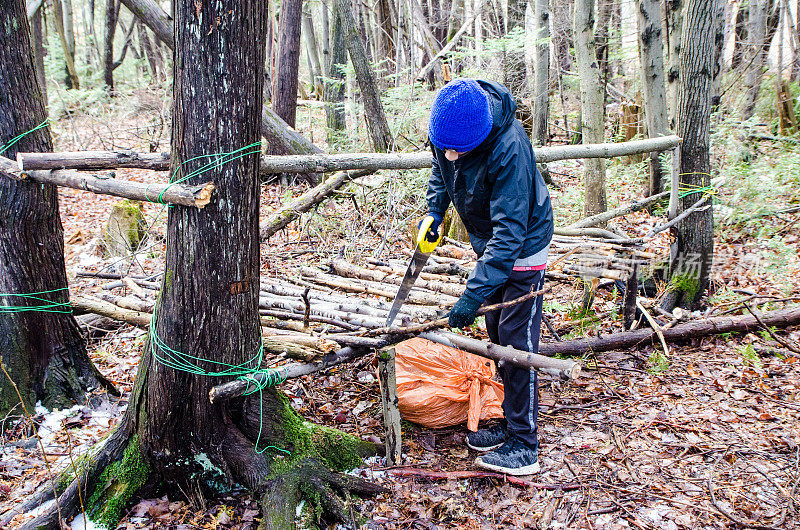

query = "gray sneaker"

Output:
[[475, 436, 540, 476], [465, 423, 507, 452]]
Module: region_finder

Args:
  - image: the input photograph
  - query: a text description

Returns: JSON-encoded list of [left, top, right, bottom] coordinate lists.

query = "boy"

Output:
[[422, 78, 554, 475]]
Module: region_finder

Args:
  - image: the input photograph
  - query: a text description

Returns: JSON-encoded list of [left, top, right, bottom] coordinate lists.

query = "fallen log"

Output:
[[300, 267, 457, 306], [70, 296, 151, 328], [260, 169, 373, 240], [537, 307, 800, 357], [16, 136, 683, 173], [568, 190, 671, 229], [0, 155, 214, 208], [332, 258, 464, 298]]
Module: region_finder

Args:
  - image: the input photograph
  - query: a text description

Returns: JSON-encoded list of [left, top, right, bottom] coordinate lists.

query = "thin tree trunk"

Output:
[[63, 0, 76, 63], [732, 2, 749, 70], [711, 0, 726, 109], [665, 0, 715, 310], [103, 0, 120, 91], [326, 0, 347, 138], [1, 0, 105, 421], [637, 0, 670, 198], [137, 21, 162, 81], [273, 0, 304, 127], [337, 0, 393, 151], [532, 0, 550, 146], [742, 0, 769, 121], [30, 6, 48, 107], [50, 0, 81, 88], [574, 0, 607, 217], [666, 0, 684, 129], [302, 7, 324, 98]]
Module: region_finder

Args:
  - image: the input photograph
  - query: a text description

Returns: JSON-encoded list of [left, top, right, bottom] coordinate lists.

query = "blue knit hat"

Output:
[[428, 79, 493, 152]]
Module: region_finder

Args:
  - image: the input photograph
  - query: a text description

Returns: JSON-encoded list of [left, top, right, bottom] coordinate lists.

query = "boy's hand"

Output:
[[418, 213, 443, 243], [448, 291, 483, 328]]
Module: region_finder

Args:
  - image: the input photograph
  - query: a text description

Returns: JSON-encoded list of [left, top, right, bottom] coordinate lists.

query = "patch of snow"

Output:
[[295, 499, 305, 517], [35, 402, 82, 447], [70, 512, 103, 530]]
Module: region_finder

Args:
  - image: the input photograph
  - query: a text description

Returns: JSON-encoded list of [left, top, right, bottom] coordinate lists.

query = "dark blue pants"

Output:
[[483, 268, 545, 448]]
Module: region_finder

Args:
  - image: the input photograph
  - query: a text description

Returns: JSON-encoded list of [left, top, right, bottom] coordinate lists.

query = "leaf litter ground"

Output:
[[2, 106, 799, 530]]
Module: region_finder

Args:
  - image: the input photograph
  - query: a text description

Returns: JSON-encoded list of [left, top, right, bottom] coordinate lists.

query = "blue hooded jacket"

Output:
[[426, 80, 554, 302]]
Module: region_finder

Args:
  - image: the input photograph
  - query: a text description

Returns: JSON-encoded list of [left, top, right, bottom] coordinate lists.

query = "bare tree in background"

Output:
[[637, 0, 669, 198], [273, 0, 304, 127], [574, 0, 607, 217], [532, 0, 550, 146], [50, 0, 81, 88], [666, 0, 684, 128], [741, 0, 770, 121]]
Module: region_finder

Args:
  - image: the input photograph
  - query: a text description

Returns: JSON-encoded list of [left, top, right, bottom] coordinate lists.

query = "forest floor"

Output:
[[2, 97, 800, 529]]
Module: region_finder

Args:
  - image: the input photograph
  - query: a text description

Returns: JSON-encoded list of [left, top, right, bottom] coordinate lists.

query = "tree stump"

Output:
[[102, 199, 146, 257], [377, 347, 402, 466]]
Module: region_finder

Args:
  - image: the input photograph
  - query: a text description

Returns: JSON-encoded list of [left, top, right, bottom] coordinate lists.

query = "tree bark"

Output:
[[711, 0, 727, 108], [637, 0, 670, 198], [337, 0, 393, 151], [532, 0, 550, 146], [665, 0, 715, 310], [103, 0, 120, 90], [742, 0, 769, 121], [573, 0, 607, 217], [666, 0, 684, 129], [273, 0, 304, 127], [1, 0, 104, 421]]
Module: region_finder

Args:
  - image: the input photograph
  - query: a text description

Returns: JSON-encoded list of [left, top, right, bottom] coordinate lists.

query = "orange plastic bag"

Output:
[[394, 337, 504, 431]]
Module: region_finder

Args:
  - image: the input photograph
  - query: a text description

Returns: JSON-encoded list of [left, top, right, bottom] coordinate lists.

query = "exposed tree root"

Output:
[[16, 419, 132, 529], [258, 458, 386, 530]]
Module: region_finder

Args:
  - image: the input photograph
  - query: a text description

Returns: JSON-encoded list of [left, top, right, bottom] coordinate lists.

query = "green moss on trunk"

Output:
[[271, 393, 371, 477], [87, 435, 151, 529]]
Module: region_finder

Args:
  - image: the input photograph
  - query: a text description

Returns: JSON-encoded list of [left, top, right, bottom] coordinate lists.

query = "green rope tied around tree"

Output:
[[0, 287, 72, 313], [149, 303, 291, 456], [0, 119, 50, 156], [144, 141, 263, 205], [677, 174, 717, 199]]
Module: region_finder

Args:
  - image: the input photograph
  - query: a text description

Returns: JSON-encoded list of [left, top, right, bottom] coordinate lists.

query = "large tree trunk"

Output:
[[273, 0, 304, 127], [0, 0, 105, 422], [666, 0, 683, 129], [573, 0, 607, 217], [532, 0, 550, 147], [103, 0, 120, 90], [742, 0, 769, 121], [325, 0, 347, 138], [50, 0, 81, 88], [637, 0, 670, 198], [665, 0, 715, 310], [35, 3, 378, 527], [337, 0, 393, 151]]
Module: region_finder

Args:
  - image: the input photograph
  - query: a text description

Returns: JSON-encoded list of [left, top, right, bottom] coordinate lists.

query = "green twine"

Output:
[[0, 119, 50, 156], [149, 307, 291, 456], [144, 141, 263, 205], [0, 287, 72, 314]]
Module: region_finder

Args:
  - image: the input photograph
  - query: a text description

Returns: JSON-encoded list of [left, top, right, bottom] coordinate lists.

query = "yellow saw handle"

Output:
[[417, 215, 443, 254]]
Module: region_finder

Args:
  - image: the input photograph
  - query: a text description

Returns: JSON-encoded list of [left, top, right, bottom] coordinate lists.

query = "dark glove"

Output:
[[419, 212, 444, 243], [448, 290, 483, 329]]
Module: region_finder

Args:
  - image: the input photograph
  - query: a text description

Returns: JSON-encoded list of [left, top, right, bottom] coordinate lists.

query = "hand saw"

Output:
[[384, 215, 443, 327]]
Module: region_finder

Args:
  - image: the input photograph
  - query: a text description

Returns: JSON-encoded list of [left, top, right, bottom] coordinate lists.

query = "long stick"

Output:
[[1, 156, 214, 208], [16, 136, 683, 173]]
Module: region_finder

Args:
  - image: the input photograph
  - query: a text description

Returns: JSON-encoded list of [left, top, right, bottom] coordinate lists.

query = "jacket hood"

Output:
[[476, 79, 518, 148]]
